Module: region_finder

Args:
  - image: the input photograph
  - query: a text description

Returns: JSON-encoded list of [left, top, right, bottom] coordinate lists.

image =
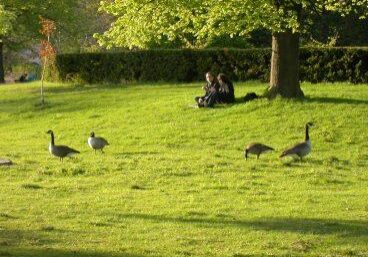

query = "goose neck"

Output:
[[305, 125, 310, 141], [50, 132, 55, 145]]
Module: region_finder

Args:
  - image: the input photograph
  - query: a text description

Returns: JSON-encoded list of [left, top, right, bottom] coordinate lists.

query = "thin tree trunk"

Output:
[[40, 57, 47, 105], [0, 41, 5, 84], [266, 30, 304, 98]]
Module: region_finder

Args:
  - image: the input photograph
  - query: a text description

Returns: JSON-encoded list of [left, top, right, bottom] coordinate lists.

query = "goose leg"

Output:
[[257, 154, 260, 160]]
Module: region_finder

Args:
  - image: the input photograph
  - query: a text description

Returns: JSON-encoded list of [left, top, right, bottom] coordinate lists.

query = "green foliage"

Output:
[[54, 49, 270, 83], [2, 0, 79, 46], [0, 4, 15, 38], [54, 47, 368, 84], [0, 0, 108, 55], [0, 81, 368, 256], [96, 0, 367, 49], [300, 48, 368, 83], [305, 12, 368, 47], [1, 0, 109, 81]]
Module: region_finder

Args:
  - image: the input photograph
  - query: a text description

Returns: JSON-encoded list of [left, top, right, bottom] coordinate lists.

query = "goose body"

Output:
[[88, 132, 109, 152], [245, 143, 274, 160], [47, 130, 80, 161], [280, 122, 313, 160]]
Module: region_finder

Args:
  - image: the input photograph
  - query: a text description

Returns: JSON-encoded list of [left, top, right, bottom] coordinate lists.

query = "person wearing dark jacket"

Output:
[[217, 73, 235, 103], [195, 72, 220, 108]]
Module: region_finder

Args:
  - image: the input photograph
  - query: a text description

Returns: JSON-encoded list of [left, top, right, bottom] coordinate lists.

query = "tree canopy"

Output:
[[96, 0, 368, 49], [1, 0, 82, 51], [0, 4, 15, 39]]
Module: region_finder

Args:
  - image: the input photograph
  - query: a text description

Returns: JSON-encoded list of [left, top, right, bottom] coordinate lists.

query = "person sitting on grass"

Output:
[[194, 72, 220, 108], [217, 73, 235, 104], [16, 72, 28, 83]]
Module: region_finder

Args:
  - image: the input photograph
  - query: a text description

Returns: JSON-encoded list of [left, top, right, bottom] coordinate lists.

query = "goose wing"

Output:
[[54, 145, 80, 156], [258, 143, 274, 152], [61, 145, 80, 153], [97, 137, 109, 145], [280, 141, 308, 158], [246, 143, 274, 153], [88, 137, 109, 149]]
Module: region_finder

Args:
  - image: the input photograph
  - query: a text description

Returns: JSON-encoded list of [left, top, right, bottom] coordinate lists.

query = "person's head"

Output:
[[205, 72, 214, 83], [217, 73, 229, 84]]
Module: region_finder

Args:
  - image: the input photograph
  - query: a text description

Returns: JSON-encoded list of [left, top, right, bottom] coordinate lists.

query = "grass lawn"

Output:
[[0, 81, 367, 257]]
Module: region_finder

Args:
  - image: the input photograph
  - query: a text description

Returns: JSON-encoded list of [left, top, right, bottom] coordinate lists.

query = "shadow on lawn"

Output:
[[0, 229, 153, 257], [117, 151, 160, 156], [217, 95, 368, 107], [43, 82, 200, 94], [0, 248, 150, 257], [304, 96, 368, 105], [116, 213, 368, 238]]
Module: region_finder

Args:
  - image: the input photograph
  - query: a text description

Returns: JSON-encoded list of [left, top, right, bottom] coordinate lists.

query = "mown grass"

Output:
[[0, 81, 367, 257]]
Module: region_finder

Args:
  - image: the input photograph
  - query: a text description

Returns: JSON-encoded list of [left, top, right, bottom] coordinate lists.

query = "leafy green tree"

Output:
[[307, 12, 368, 46], [96, 0, 367, 98], [53, 0, 112, 54], [0, 0, 80, 83], [0, 4, 15, 83]]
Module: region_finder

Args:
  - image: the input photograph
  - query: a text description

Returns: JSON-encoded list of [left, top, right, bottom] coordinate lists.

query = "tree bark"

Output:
[[40, 57, 46, 106], [0, 41, 5, 84], [266, 30, 304, 98]]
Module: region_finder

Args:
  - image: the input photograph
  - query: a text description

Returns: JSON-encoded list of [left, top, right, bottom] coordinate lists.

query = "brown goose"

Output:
[[47, 130, 80, 161], [280, 122, 313, 161], [245, 143, 274, 160]]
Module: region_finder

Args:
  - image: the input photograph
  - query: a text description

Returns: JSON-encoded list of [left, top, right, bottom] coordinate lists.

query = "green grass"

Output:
[[0, 81, 367, 257]]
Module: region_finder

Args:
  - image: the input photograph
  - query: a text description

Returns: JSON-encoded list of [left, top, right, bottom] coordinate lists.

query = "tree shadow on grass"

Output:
[[0, 229, 56, 252], [0, 228, 153, 257], [116, 213, 368, 238], [0, 248, 150, 257], [209, 95, 368, 109], [280, 158, 325, 167], [117, 151, 160, 156], [219, 95, 368, 107], [304, 96, 368, 105], [42, 82, 200, 95]]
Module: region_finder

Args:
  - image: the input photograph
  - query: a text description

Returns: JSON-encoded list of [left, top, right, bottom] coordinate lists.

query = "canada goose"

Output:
[[46, 130, 80, 161], [88, 132, 109, 153], [280, 122, 313, 161], [245, 143, 274, 160]]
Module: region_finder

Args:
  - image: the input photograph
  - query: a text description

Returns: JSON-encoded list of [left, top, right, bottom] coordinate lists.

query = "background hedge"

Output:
[[54, 48, 368, 84]]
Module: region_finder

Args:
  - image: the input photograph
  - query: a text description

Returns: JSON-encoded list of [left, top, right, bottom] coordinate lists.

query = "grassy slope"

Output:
[[0, 81, 367, 257]]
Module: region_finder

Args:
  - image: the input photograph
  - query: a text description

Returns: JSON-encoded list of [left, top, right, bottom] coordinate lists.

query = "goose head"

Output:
[[46, 130, 54, 135], [306, 122, 314, 128], [90, 132, 95, 137]]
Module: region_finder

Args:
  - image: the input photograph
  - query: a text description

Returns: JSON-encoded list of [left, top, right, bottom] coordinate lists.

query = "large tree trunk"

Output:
[[0, 41, 5, 84], [266, 30, 304, 98]]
